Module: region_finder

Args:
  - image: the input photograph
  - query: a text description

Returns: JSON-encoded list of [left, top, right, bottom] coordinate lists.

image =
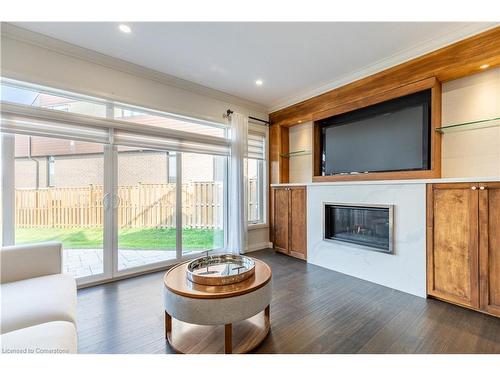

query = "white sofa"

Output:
[[0, 242, 77, 354]]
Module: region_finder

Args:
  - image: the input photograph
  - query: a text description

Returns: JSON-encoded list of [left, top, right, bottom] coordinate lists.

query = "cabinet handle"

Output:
[[471, 186, 477, 190], [479, 186, 486, 190]]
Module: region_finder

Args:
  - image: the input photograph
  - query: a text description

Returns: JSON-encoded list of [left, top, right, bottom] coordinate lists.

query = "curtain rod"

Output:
[[225, 109, 270, 125]]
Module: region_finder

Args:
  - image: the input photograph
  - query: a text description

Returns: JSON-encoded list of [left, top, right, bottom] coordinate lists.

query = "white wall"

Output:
[[307, 183, 427, 297], [0, 27, 271, 250], [0, 32, 267, 123], [441, 67, 500, 178]]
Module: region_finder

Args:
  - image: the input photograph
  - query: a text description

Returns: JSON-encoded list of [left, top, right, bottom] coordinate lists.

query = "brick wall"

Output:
[[15, 151, 217, 188]]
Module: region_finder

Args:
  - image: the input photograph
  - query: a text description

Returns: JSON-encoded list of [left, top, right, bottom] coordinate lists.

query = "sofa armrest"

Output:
[[1, 242, 63, 283]]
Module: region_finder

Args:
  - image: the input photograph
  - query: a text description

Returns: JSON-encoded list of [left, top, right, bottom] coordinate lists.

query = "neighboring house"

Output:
[[14, 92, 220, 188]]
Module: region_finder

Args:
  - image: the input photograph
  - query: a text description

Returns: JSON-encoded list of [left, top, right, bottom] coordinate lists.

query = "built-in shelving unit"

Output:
[[436, 117, 500, 133]]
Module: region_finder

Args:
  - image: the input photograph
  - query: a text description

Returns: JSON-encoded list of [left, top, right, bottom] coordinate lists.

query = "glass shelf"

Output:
[[436, 117, 500, 133], [280, 149, 311, 158]]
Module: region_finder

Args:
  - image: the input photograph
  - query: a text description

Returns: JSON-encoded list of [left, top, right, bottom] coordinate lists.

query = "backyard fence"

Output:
[[16, 180, 259, 229]]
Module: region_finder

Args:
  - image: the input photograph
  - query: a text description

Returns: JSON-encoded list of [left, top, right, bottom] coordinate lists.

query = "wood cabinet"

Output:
[[273, 187, 290, 253], [479, 182, 500, 316], [427, 183, 479, 308], [271, 186, 307, 260], [427, 182, 500, 317]]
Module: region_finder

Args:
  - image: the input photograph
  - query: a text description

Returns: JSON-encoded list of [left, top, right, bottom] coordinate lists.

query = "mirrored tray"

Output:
[[186, 254, 255, 286]]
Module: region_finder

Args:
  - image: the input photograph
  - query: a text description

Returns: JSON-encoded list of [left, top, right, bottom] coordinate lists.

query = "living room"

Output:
[[1, 1, 499, 373]]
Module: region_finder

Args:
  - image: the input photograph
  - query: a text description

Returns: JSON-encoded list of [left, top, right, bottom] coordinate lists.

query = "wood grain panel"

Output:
[[427, 183, 479, 309], [312, 77, 437, 121], [431, 80, 442, 181], [289, 187, 307, 260], [269, 124, 281, 185], [273, 187, 290, 254], [269, 124, 289, 184], [280, 127, 290, 183], [270, 27, 500, 127], [312, 124, 321, 177], [479, 182, 500, 317]]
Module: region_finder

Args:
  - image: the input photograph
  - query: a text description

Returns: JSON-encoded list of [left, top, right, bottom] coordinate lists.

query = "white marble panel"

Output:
[[307, 183, 427, 297]]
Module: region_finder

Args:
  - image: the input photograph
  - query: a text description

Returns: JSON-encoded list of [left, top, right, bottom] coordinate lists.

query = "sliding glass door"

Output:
[[1, 78, 232, 286], [181, 152, 225, 256], [8, 135, 228, 282], [116, 146, 178, 272], [13, 134, 107, 281], [6, 135, 228, 284], [114, 148, 227, 274]]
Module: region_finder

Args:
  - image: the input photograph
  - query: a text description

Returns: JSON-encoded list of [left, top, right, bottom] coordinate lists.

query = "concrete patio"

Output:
[[63, 248, 197, 278]]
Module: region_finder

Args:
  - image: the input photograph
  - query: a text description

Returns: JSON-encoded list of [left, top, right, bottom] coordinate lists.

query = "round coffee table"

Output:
[[163, 257, 272, 354]]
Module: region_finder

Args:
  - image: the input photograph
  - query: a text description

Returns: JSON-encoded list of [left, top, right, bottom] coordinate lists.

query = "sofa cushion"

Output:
[[0, 273, 77, 334], [1, 242, 62, 283], [0, 321, 77, 354]]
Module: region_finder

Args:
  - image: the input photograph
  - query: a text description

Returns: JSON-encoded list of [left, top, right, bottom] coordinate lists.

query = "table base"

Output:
[[165, 305, 270, 354]]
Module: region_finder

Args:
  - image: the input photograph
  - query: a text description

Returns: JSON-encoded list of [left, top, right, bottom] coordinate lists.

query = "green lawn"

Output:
[[15, 227, 223, 250]]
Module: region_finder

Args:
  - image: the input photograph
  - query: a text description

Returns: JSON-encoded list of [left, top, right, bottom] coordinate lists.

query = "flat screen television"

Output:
[[319, 89, 431, 176]]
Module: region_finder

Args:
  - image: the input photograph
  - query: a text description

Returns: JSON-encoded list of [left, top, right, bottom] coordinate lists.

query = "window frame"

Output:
[[247, 125, 268, 228], [47, 155, 55, 187], [1, 78, 235, 287]]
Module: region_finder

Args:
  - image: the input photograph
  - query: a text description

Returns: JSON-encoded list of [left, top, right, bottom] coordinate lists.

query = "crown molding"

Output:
[[0, 22, 269, 115], [268, 22, 500, 113]]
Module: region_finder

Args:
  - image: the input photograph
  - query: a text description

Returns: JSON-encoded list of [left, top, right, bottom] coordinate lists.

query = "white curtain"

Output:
[[226, 112, 248, 254]]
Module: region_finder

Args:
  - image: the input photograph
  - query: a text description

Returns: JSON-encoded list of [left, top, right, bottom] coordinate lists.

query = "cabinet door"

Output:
[[273, 188, 289, 254], [427, 183, 479, 308], [479, 183, 500, 317], [289, 187, 307, 260]]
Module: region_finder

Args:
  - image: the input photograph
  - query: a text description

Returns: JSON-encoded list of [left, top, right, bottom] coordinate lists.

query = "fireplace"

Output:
[[324, 203, 394, 253]]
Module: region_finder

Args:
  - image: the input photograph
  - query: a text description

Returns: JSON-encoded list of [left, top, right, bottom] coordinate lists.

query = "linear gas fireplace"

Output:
[[324, 203, 394, 253]]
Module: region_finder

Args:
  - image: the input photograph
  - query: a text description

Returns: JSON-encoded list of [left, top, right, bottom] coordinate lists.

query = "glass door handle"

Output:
[[112, 194, 121, 209], [103, 193, 121, 209], [103, 193, 111, 210]]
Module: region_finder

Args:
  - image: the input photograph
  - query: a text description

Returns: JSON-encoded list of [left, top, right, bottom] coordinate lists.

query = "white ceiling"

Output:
[[11, 22, 499, 111]]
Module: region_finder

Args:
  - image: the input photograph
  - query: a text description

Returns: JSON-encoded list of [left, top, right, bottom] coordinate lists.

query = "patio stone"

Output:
[[63, 248, 180, 278]]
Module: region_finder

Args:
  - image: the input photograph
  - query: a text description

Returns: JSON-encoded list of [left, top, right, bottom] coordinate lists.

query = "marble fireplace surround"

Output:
[[272, 177, 500, 298]]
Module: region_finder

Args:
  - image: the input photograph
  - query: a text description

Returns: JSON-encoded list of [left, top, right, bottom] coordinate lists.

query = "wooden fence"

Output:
[[15, 180, 259, 229]]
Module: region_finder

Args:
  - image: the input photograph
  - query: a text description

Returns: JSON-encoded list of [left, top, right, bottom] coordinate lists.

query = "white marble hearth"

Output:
[[306, 183, 427, 297]]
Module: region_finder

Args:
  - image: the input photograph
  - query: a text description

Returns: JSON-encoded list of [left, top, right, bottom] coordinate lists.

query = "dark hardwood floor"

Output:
[[77, 249, 500, 354]]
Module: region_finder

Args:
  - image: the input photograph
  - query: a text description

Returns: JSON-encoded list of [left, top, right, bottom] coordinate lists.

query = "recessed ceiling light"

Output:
[[255, 79, 263, 86], [480, 64, 490, 70], [118, 24, 131, 34], [298, 120, 302, 123]]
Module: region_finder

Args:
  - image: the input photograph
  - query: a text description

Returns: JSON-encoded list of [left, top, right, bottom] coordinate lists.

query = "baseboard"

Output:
[[243, 241, 273, 253]]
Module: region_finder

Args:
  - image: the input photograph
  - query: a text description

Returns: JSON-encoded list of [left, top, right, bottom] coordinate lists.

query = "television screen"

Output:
[[320, 90, 431, 175]]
